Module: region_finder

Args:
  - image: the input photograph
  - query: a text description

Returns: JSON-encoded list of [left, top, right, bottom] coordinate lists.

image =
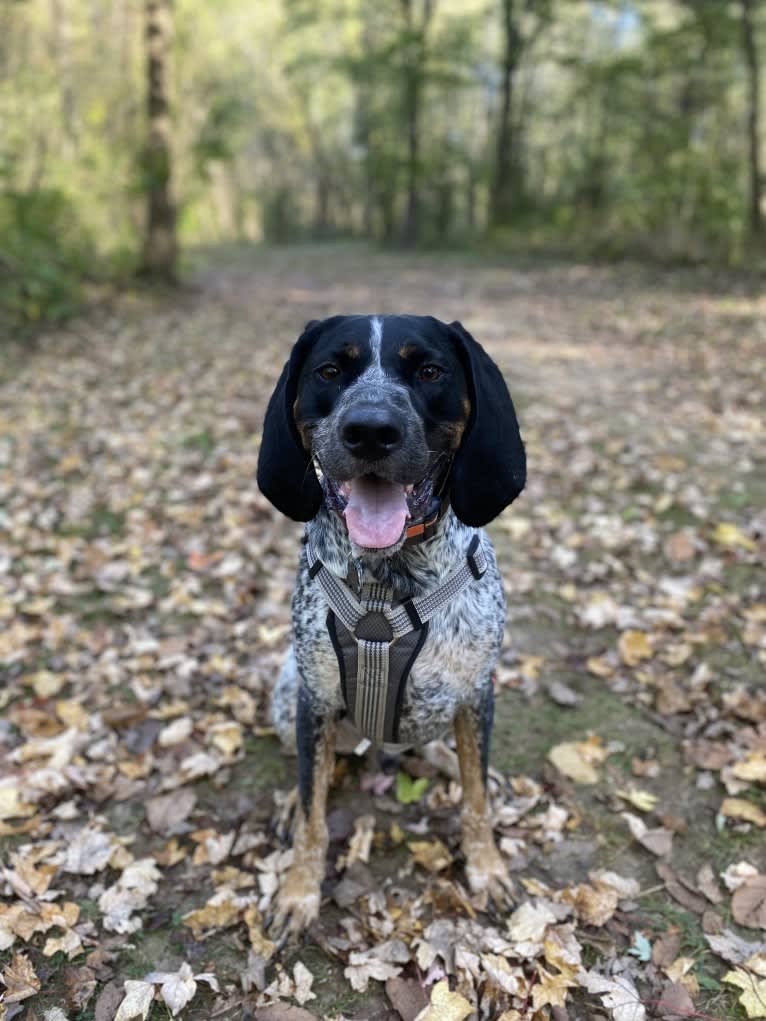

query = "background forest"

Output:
[[0, 0, 764, 331]]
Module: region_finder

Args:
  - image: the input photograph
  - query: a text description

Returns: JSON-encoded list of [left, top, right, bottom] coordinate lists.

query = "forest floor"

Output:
[[0, 245, 764, 1021]]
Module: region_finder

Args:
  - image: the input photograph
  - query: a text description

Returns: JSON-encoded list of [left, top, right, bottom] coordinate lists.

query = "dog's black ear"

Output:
[[448, 320, 526, 527], [257, 321, 325, 521]]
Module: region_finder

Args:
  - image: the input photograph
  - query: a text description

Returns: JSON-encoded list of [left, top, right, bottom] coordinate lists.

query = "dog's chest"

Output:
[[291, 518, 506, 744]]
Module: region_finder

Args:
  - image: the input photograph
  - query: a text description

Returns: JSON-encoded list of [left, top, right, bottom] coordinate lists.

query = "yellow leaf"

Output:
[[618, 630, 653, 667], [713, 522, 756, 551], [548, 736, 608, 785], [616, 787, 657, 812], [182, 894, 240, 939], [408, 839, 452, 873], [415, 979, 473, 1021], [0, 785, 36, 822], [520, 655, 544, 681], [723, 967, 766, 1018], [532, 965, 575, 1009], [720, 798, 766, 828], [209, 721, 243, 758], [55, 699, 90, 729], [586, 655, 615, 678], [732, 754, 766, 784], [23, 670, 66, 698]]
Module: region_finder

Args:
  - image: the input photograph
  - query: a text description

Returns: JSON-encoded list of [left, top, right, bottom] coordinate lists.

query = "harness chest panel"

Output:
[[307, 535, 487, 746]]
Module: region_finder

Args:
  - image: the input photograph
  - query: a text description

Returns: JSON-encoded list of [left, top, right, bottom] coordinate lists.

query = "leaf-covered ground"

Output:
[[1, 245, 764, 1021]]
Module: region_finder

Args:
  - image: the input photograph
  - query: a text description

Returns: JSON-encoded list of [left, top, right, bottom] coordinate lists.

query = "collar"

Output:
[[403, 495, 449, 545]]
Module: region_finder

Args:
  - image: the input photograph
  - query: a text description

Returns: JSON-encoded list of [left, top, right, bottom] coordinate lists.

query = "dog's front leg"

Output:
[[454, 686, 514, 909], [271, 687, 336, 942]]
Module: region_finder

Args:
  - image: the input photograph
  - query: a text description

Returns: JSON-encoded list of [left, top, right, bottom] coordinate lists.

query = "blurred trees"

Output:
[[0, 0, 764, 327], [139, 0, 178, 281]]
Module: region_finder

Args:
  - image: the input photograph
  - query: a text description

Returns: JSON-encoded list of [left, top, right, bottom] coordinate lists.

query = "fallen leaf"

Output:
[[395, 771, 429, 804], [507, 899, 557, 942], [292, 961, 316, 1006], [720, 798, 766, 827], [713, 522, 756, 551], [408, 839, 452, 873], [723, 967, 766, 1019], [617, 788, 657, 812], [1, 952, 41, 1002], [143, 962, 219, 1016], [619, 630, 653, 667], [145, 788, 197, 834], [658, 980, 695, 1019], [386, 975, 429, 1021], [580, 969, 646, 1021], [548, 736, 608, 784], [532, 965, 574, 1009], [113, 981, 155, 1021], [414, 979, 473, 1021], [732, 877, 766, 930], [732, 753, 766, 784]]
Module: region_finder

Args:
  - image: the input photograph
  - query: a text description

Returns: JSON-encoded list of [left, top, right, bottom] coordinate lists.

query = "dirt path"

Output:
[[0, 246, 764, 1020]]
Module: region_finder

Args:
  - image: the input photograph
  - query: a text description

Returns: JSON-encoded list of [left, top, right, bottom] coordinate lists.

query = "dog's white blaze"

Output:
[[369, 316, 383, 367]]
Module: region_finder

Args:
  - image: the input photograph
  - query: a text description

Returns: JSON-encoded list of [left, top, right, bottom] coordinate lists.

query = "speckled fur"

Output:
[[271, 504, 505, 751]]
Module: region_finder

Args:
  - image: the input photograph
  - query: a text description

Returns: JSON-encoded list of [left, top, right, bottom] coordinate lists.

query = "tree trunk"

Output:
[[400, 0, 434, 246], [741, 0, 763, 239], [490, 0, 522, 227], [139, 0, 177, 282]]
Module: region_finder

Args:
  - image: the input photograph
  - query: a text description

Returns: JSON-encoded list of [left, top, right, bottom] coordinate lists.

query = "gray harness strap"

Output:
[[307, 535, 488, 744]]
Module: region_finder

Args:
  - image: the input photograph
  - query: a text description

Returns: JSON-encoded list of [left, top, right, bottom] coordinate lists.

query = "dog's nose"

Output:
[[340, 406, 404, 460]]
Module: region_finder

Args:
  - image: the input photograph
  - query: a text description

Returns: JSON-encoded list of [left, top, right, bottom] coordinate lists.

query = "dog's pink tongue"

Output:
[[344, 478, 408, 548]]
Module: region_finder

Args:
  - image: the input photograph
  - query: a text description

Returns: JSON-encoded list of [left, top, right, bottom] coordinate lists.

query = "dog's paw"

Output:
[[464, 841, 515, 910], [267, 867, 321, 945]]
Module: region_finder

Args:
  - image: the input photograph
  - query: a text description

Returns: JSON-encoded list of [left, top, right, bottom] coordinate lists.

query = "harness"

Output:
[[307, 534, 488, 745]]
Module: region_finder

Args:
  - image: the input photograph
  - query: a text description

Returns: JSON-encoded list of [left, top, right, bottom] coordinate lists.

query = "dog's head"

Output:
[[257, 315, 525, 549]]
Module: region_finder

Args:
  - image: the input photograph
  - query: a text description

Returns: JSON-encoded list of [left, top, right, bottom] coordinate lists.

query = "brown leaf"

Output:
[[386, 976, 429, 1021], [1, 952, 41, 1002], [652, 931, 682, 968], [732, 876, 766, 930], [254, 1008, 318, 1021], [145, 788, 197, 834], [64, 965, 97, 1011], [696, 864, 724, 904], [658, 981, 695, 1020], [655, 862, 708, 915], [95, 981, 125, 1021]]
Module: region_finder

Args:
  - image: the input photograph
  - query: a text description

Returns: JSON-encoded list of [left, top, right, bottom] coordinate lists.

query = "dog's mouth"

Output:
[[322, 471, 435, 549]]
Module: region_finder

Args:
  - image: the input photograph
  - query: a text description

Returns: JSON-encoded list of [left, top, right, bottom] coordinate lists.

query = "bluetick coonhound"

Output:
[[257, 315, 526, 939]]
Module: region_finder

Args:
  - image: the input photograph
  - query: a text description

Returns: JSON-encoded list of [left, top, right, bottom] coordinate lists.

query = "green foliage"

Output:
[[0, 190, 95, 334], [0, 0, 763, 313], [395, 771, 429, 805]]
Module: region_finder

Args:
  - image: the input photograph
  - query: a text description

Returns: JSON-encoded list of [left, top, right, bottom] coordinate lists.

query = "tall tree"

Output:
[[740, 0, 763, 239], [490, 0, 522, 227], [139, 0, 177, 282], [400, 0, 435, 245]]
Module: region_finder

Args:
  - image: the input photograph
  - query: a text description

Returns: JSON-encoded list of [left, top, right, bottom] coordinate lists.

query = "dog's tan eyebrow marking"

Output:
[[343, 344, 360, 359], [398, 343, 417, 359], [462, 396, 471, 418]]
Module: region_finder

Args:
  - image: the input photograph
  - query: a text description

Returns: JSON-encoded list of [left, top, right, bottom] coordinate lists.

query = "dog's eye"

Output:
[[316, 364, 340, 382], [417, 364, 444, 382]]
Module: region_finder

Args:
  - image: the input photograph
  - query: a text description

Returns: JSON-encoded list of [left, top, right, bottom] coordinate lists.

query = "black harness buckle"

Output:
[[466, 534, 486, 580]]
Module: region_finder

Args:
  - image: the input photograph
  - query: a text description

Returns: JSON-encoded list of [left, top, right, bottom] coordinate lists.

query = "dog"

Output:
[[257, 314, 526, 939]]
